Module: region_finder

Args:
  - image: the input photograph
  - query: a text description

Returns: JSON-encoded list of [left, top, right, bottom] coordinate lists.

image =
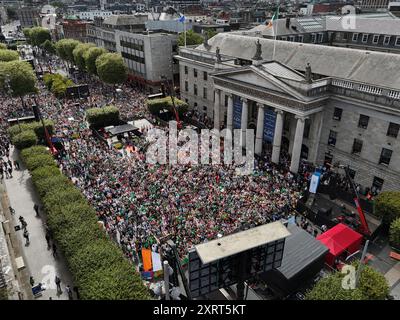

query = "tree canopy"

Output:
[[0, 49, 19, 62], [28, 27, 51, 47], [0, 43, 7, 50], [72, 43, 95, 70], [95, 53, 127, 85], [177, 30, 204, 46], [55, 39, 81, 62], [2, 61, 37, 97], [42, 40, 56, 55], [374, 191, 400, 225], [83, 46, 107, 75], [306, 263, 389, 300]]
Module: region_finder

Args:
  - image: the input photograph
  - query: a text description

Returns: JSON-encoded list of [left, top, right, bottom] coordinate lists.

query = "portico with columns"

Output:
[[211, 61, 329, 173]]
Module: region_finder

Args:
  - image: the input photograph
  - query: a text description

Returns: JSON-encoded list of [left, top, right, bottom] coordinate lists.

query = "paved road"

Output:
[[3, 146, 74, 300]]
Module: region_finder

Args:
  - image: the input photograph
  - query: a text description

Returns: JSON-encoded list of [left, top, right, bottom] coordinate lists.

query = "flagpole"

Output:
[[184, 19, 187, 48], [272, 8, 278, 61]]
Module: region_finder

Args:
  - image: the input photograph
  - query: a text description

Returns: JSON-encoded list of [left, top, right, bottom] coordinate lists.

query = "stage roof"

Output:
[[277, 225, 329, 280], [106, 124, 138, 136]]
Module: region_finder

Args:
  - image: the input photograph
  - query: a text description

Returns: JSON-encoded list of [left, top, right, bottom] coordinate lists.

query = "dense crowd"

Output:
[[0, 62, 311, 265]]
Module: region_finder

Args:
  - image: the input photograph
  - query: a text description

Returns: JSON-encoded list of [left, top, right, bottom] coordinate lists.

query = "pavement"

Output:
[[2, 146, 74, 300]]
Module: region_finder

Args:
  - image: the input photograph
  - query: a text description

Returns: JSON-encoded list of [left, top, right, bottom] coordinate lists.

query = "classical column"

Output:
[[214, 89, 220, 129], [240, 98, 248, 147], [272, 109, 284, 164], [255, 103, 264, 156], [290, 116, 306, 173], [227, 94, 233, 132]]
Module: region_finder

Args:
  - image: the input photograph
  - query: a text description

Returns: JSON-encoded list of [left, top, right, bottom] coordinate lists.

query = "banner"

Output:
[[142, 248, 153, 271], [309, 172, 321, 194], [263, 108, 277, 142], [152, 251, 163, 272], [233, 95, 242, 129]]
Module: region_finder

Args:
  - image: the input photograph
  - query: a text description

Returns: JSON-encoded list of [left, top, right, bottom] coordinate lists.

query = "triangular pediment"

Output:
[[212, 65, 307, 101]]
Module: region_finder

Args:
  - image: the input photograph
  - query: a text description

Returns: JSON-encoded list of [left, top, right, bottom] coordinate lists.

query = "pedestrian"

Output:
[[55, 276, 61, 293], [45, 232, 51, 249], [52, 243, 58, 258], [23, 229, 30, 246], [34, 204, 39, 216], [66, 285, 73, 300], [7, 165, 12, 178], [30, 276, 35, 287], [13, 160, 19, 170], [73, 286, 80, 300]]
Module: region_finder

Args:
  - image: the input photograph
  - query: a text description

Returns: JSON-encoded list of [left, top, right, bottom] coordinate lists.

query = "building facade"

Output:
[[176, 33, 400, 191], [18, 7, 40, 28], [61, 19, 90, 42]]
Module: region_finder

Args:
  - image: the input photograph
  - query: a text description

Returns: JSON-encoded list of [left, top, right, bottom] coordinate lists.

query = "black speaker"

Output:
[[32, 104, 40, 122]]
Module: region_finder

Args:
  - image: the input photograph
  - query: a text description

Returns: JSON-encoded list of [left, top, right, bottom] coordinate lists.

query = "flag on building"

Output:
[[267, 8, 279, 28], [178, 15, 186, 23]]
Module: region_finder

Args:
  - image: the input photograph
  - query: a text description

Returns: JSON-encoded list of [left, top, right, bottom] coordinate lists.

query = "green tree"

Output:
[[83, 46, 107, 75], [55, 39, 81, 64], [0, 49, 19, 62], [22, 28, 33, 44], [72, 43, 95, 70], [374, 191, 400, 225], [29, 27, 51, 47], [0, 44, 7, 50], [206, 28, 218, 39], [306, 263, 389, 300], [389, 218, 400, 249], [42, 40, 56, 55], [95, 53, 127, 88], [3, 61, 37, 107], [177, 30, 203, 46]]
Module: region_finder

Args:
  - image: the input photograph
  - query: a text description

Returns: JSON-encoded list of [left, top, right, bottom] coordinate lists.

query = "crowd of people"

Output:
[[0, 58, 318, 267]]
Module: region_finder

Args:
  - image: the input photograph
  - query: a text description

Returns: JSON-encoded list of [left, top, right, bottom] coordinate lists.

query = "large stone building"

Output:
[[175, 33, 400, 191]]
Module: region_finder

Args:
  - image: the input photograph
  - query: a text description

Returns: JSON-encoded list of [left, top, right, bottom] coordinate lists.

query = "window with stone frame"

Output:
[[361, 34, 368, 43], [372, 176, 384, 191], [333, 107, 343, 121], [379, 148, 392, 165], [372, 35, 379, 44], [203, 87, 207, 99], [193, 68, 197, 78], [185, 81, 188, 92], [303, 119, 311, 139], [387, 122, 400, 138], [358, 114, 369, 129], [328, 130, 337, 146], [352, 139, 363, 155], [384, 35, 391, 45], [184, 66, 188, 74], [194, 84, 198, 96], [352, 33, 359, 42], [203, 72, 207, 81]]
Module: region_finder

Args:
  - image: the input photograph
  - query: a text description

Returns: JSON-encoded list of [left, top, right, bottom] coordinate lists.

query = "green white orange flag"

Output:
[[267, 7, 279, 28]]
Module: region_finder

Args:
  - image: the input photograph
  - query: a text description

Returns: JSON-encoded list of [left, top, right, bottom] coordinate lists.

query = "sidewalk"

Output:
[[3, 146, 75, 300]]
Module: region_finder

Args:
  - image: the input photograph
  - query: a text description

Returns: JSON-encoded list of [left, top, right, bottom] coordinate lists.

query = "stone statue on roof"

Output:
[[216, 47, 221, 63], [252, 39, 262, 61], [204, 32, 209, 49], [305, 63, 313, 84]]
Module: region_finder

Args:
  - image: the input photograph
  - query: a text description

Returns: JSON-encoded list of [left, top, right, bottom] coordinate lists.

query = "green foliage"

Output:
[[1, 60, 37, 97], [43, 73, 74, 97], [11, 130, 37, 149], [374, 191, 400, 224], [55, 39, 81, 62], [8, 120, 55, 141], [83, 46, 107, 75], [85, 106, 120, 128], [177, 30, 204, 46], [0, 44, 7, 50], [205, 29, 218, 39], [306, 263, 389, 300], [22, 28, 33, 44], [0, 49, 19, 62], [389, 218, 400, 248], [95, 53, 127, 85], [0, 287, 8, 300], [28, 27, 51, 47], [72, 43, 95, 70], [147, 96, 189, 118], [19, 147, 152, 300], [24, 154, 57, 171], [42, 40, 56, 55]]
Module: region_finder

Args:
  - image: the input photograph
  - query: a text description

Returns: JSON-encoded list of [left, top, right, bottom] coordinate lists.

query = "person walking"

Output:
[[34, 204, 39, 216], [52, 243, 58, 258], [23, 229, 30, 246], [55, 276, 62, 294], [73, 286, 80, 300], [45, 232, 51, 249], [30, 276, 35, 287], [66, 285, 73, 300]]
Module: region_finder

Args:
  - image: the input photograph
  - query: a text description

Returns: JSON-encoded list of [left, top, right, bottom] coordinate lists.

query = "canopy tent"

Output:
[[105, 124, 138, 136], [316, 223, 363, 266]]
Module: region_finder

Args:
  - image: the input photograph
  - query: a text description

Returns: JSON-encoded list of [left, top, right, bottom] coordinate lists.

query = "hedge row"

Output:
[[85, 106, 120, 129], [389, 218, 400, 249], [20, 146, 151, 299], [147, 96, 188, 118], [8, 120, 55, 142], [11, 130, 37, 150], [43, 73, 74, 97]]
